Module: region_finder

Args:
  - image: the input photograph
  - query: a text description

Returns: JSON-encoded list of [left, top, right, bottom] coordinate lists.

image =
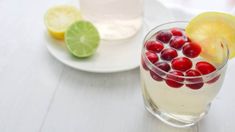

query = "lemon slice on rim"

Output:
[[186, 12, 235, 63], [44, 5, 82, 39]]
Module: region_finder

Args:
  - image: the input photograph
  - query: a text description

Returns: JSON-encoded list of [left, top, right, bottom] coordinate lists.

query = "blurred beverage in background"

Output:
[[80, 0, 143, 40]]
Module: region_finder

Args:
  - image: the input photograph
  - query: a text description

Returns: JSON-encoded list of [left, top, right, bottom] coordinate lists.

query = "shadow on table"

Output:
[[138, 110, 199, 132], [136, 111, 198, 132]]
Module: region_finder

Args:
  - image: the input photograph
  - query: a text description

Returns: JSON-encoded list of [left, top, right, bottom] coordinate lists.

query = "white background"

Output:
[[0, 0, 235, 132], [159, 0, 235, 13]]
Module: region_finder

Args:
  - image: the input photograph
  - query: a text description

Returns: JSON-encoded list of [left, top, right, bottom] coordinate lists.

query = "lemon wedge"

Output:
[[44, 5, 82, 39], [186, 12, 235, 63]]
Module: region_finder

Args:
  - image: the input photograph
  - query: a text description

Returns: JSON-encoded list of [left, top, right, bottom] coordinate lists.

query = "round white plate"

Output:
[[45, 0, 173, 73]]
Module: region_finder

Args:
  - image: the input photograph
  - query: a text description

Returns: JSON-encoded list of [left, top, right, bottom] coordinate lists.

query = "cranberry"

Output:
[[141, 57, 149, 70], [196, 61, 216, 75], [160, 48, 178, 61], [182, 42, 201, 58], [165, 71, 184, 88], [146, 41, 164, 53], [196, 61, 219, 83], [146, 52, 158, 64], [156, 31, 172, 43], [170, 37, 186, 49], [150, 70, 163, 81], [155, 62, 171, 73], [171, 57, 193, 72], [171, 28, 183, 36], [207, 75, 220, 84], [185, 69, 204, 90], [196, 61, 220, 83], [187, 37, 191, 42], [150, 62, 171, 81]]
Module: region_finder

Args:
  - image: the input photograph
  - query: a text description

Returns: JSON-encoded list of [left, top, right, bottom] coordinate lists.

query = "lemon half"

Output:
[[186, 12, 235, 63], [44, 5, 82, 39]]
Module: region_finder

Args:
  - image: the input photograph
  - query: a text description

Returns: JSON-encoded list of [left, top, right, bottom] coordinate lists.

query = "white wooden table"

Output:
[[0, 0, 235, 132]]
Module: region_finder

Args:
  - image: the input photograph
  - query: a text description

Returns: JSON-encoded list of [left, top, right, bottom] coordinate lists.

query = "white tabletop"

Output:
[[0, 0, 235, 132]]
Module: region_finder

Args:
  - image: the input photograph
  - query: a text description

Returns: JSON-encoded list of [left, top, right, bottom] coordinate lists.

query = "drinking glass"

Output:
[[140, 22, 229, 127]]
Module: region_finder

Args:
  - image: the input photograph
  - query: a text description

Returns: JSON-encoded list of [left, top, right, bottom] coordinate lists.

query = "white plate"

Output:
[[45, 0, 173, 73]]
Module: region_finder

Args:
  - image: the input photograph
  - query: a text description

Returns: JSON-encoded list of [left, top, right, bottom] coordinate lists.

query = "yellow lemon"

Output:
[[186, 12, 235, 63], [44, 5, 82, 40]]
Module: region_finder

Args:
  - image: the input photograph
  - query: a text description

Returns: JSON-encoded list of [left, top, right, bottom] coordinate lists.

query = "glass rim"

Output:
[[142, 21, 229, 83]]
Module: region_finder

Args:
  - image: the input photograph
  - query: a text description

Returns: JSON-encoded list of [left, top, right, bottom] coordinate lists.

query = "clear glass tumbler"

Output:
[[79, 0, 143, 40], [140, 22, 229, 127]]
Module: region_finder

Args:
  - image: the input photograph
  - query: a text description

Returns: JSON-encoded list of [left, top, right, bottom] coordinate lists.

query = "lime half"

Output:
[[65, 21, 100, 58], [186, 12, 235, 63]]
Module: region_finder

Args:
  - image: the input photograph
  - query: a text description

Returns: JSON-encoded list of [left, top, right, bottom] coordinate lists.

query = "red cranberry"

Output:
[[196, 61, 216, 75], [171, 57, 193, 72], [150, 62, 171, 81], [171, 28, 183, 36], [156, 31, 172, 43], [141, 57, 149, 70], [182, 42, 202, 58], [150, 70, 163, 81], [170, 37, 186, 49], [146, 52, 158, 64], [146, 41, 164, 53], [207, 75, 220, 84], [185, 69, 204, 90], [165, 71, 184, 88], [196, 61, 220, 83], [160, 48, 178, 61], [187, 37, 191, 42], [155, 62, 171, 73]]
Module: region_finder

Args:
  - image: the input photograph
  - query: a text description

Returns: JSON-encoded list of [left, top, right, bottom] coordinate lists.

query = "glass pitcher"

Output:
[[79, 0, 144, 40]]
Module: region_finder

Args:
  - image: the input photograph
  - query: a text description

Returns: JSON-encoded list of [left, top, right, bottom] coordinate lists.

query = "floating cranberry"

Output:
[[196, 61, 216, 75], [182, 42, 201, 58], [146, 40, 164, 53], [156, 31, 172, 43], [150, 62, 171, 81], [187, 37, 191, 42], [160, 48, 178, 61], [171, 28, 183, 36], [155, 62, 171, 73], [150, 70, 163, 81], [170, 37, 186, 49], [165, 71, 184, 88], [141, 57, 149, 70], [171, 57, 192, 72], [207, 75, 220, 84], [185, 69, 204, 90], [146, 52, 158, 64]]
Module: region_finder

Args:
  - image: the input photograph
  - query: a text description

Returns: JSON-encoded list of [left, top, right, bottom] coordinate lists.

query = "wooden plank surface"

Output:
[[40, 68, 198, 132], [0, 0, 65, 131]]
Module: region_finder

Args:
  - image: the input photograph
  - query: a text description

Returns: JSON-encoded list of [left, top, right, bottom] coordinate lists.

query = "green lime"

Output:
[[65, 21, 100, 58]]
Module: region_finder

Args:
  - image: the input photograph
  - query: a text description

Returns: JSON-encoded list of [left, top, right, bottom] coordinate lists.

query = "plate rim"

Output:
[[46, 44, 140, 73]]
